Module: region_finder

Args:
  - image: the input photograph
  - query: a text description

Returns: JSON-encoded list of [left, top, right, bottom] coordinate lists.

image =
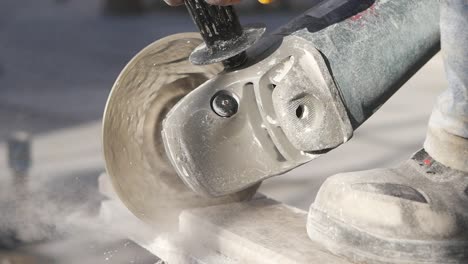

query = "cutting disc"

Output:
[[102, 33, 259, 228]]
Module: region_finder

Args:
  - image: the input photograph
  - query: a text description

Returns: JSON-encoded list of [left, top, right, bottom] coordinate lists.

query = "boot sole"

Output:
[[307, 206, 468, 264]]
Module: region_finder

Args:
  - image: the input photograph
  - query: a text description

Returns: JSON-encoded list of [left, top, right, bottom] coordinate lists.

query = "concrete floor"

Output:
[[0, 0, 447, 263]]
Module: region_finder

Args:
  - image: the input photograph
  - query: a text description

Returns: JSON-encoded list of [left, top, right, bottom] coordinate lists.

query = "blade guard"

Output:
[[102, 33, 259, 228]]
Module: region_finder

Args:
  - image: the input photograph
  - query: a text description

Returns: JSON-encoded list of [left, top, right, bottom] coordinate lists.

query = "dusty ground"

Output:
[[0, 0, 446, 263]]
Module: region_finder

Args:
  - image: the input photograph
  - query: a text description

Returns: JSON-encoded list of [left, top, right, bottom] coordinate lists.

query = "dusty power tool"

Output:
[[103, 0, 440, 226]]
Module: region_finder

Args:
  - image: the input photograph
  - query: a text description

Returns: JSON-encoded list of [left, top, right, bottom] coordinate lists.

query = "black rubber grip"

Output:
[[185, 0, 243, 47]]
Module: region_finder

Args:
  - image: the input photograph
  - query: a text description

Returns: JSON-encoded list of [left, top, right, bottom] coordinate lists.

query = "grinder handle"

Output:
[[184, 0, 243, 47]]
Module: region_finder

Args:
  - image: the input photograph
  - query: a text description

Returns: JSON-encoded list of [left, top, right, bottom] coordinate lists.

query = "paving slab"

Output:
[[99, 171, 350, 264], [180, 198, 350, 264]]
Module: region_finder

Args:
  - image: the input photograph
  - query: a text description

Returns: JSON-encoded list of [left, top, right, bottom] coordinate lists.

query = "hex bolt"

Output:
[[211, 91, 239, 118]]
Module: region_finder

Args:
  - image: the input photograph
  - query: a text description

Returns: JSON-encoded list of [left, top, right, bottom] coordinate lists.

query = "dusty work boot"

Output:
[[307, 148, 468, 264]]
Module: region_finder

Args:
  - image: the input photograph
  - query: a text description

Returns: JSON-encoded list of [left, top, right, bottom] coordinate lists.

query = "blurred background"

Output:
[[0, 0, 445, 263]]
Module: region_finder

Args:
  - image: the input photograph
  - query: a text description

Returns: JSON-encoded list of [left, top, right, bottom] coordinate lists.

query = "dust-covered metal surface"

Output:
[[162, 35, 352, 197], [105, 0, 441, 213], [160, 0, 440, 196], [102, 33, 258, 228]]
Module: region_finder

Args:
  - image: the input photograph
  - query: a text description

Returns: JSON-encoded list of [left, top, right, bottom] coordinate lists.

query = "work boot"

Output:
[[307, 146, 468, 264]]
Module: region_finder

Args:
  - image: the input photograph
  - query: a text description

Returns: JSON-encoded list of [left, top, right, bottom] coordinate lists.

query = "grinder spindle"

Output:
[[184, 0, 265, 68]]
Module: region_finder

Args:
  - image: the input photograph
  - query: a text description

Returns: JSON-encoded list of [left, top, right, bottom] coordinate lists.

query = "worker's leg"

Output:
[[425, 0, 468, 171], [306, 1, 468, 264]]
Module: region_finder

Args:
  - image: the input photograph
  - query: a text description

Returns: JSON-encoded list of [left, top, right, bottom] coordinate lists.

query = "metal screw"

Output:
[[211, 91, 239, 118]]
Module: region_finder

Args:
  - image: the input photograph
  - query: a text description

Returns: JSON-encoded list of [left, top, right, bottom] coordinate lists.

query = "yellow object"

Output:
[[258, 0, 273, 4]]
